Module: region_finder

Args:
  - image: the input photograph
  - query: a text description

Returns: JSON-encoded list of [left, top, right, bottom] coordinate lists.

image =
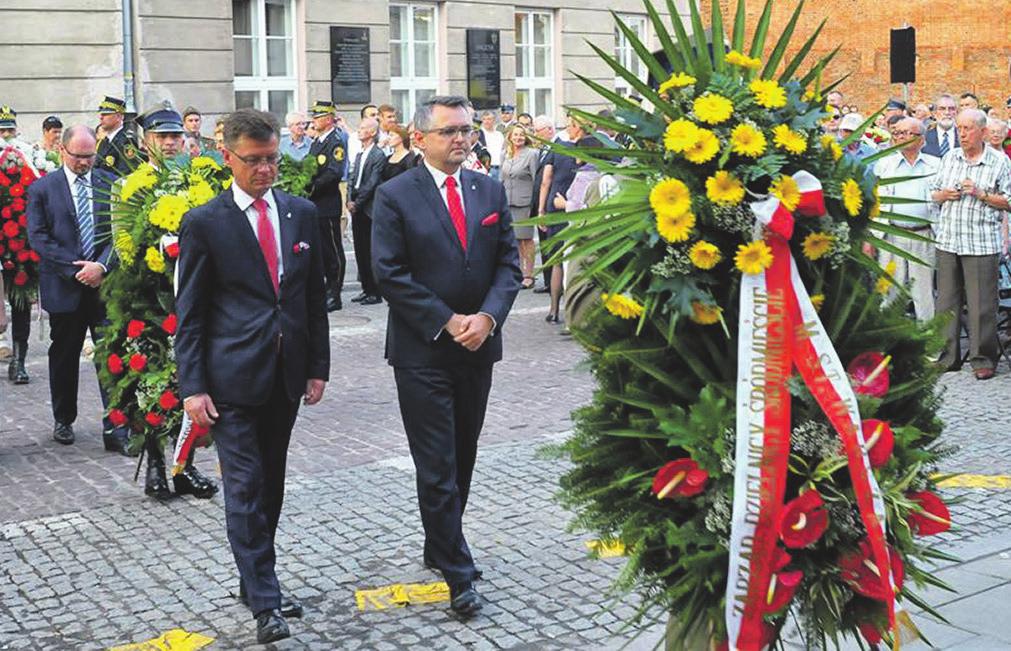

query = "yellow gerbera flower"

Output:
[[602, 293, 644, 319], [657, 211, 696, 243], [725, 50, 762, 70], [114, 229, 136, 266], [148, 193, 191, 232], [875, 260, 897, 295], [810, 293, 825, 311], [772, 124, 808, 155], [664, 119, 701, 153], [658, 72, 697, 95], [690, 301, 723, 325], [802, 232, 835, 261], [842, 178, 863, 216], [693, 94, 734, 125], [819, 134, 843, 161], [705, 171, 745, 206], [750, 79, 788, 109], [120, 163, 158, 202], [735, 240, 774, 275], [649, 178, 692, 219], [191, 156, 222, 171], [769, 175, 801, 212], [683, 128, 719, 164], [187, 179, 216, 207], [145, 246, 166, 273], [688, 240, 722, 270], [730, 123, 767, 158]]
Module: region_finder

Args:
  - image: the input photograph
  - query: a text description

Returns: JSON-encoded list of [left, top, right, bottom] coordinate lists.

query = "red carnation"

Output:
[[651, 458, 709, 499], [108, 409, 128, 427], [13, 270, 27, 286], [145, 412, 164, 427], [861, 419, 894, 468], [839, 540, 904, 601], [0, 173, 9, 186], [906, 490, 951, 536], [2, 220, 18, 238], [107, 353, 125, 374], [128, 353, 147, 372], [847, 351, 891, 398], [29, 250, 39, 262], [161, 313, 177, 335], [779, 489, 829, 548], [20, 169, 34, 186], [16, 250, 29, 262], [17, 214, 26, 227], [1, 206, 11, 220], [8, 238, 22, 252], [164, 242, 179, 258], [9, 184, 24, 198], [158, 390, 180, 410], [12, 197, 25, 211], [126, 319, 145, 339]]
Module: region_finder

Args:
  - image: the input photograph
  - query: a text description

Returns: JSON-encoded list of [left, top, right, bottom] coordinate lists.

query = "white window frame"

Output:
[[515, 9, 555, 120], [614, 14, 649, 97], [389, 2, 440, 121], [233, 0, 299, 116]]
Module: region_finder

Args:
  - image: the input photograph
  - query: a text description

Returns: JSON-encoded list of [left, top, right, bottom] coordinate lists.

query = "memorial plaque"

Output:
[[331, 26, 371, 104], [466, 29, 501, 110]]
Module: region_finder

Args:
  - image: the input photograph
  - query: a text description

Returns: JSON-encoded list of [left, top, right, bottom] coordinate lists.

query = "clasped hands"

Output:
[[938, 178, 984, 203], [74, 260, 104, 288], [445, 313, 493, 352]]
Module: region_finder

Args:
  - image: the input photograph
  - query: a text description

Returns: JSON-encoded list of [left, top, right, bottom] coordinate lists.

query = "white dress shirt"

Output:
[[481, 128, 505, 167], [232, 183, 284, 278], [875, 151, 939, 226], [353, 142, 375, 190]]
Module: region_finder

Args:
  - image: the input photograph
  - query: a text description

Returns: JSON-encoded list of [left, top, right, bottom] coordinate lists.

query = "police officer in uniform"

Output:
[[306, 100, 347, 312], [96, 96, 139, 176], [0, 105, 31, 385]]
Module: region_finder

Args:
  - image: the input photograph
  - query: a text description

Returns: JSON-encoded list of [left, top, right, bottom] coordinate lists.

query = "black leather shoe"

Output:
[[103, 429, 135, 456], [255, 608, 290, 644], [173, 464, 219, 499], [239, 583, 304, 618], [326, 295, 342, 312], [360, 294, 383, 305], [145, 444, 172, 501], [449, 583, 482, 618], [53, 422, 74, 445], [424, 555, 483, 581], [532, 286, 550, 294], [9, 341, 28, 384], [350, 292, 368, 303]]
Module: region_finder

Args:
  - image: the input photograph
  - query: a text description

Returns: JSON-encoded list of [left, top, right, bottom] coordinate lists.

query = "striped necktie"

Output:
[[939, 131, 950, 157], [75, 175, 95, 259]]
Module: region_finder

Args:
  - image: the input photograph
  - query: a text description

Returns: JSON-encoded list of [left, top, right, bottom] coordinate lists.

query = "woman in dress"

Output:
[[380, 124, 418, 183], [499, 124, 540, 288]]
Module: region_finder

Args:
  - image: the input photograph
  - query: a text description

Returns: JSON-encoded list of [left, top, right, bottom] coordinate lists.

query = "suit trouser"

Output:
[[2, 270, 31, 343], [47, 288, 113, 429], [351, 210, 377, 295], [394, 364, 493, 587], [879, 230, 935, 321], [213, 368, 299, 617], [319, 214, 346, 295], [936, 250, 998, 370]]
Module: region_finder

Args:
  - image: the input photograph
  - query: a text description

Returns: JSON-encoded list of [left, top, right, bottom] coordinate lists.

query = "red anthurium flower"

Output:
[[145, 412, 164, 427], [108, 409, 128, 427], [779, 489, 829, 548], [839, 539, 904, 601], [761, 546, 800, 613], [165, 242, 180, 258], [907, 490, 951, 536], [13, 270, 27, 286], [158, 390, 180, 410], [2, 220, 18, 238], [861, 419, 894, 468], [847, 351, 891, 398], [126, 319, 145, 339], [9, 184, 24, 197], [161, 313, 177, 335], [107, 353, 125, 374], [651, 458, 709, 499], [128, 353, 147, 372], [715, 621, 776, 651], [858, 622, 883, 645]]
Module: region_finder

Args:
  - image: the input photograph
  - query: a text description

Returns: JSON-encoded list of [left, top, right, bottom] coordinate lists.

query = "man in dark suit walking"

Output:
[[26, 124, 130, 454], [175, 109, 330, 644], [372, 95, 521, 617], [347, 117, 386, 305], [306, 100, 347, 312]]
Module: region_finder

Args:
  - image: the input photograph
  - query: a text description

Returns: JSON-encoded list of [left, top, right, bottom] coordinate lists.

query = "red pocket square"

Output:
[[481, 212, 499, 226]]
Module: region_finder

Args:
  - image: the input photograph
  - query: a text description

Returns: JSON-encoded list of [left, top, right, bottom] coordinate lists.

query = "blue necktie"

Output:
[[75, 176, 94, 260], [939, 131, 949, 157]]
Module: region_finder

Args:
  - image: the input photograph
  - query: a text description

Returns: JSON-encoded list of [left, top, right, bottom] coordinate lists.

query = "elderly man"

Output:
[[930, 109, 1011, 379], [279, 111, 310, 161], [838, 113, 876, 161], [826, 90, 844, 111], [986, 118, 1009, 155], [875, 118, 939, 321], [923, 94, 960, 158]]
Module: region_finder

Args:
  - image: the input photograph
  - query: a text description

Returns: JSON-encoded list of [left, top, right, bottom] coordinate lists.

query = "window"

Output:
[[515, 10, 554, 118], [614, 14, 648, 96], [390, 3, 438, 122], [233, 0, 297, 120]]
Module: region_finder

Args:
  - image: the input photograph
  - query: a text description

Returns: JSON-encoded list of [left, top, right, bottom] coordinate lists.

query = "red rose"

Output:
[[161, 313, 177, 335], [861, 419, 894, 468], [839, 540, 904, 601], [128, 353, 147, 372], [9, 184, 24, 198], [164, 242, 179, 258], [651, 458, 709, 499], [13, 270, 27, 286], [29, 250, 39, 262], [16, 250, 29, 262], [107, 353, 125, 374], [906, 490, 951, 536], [1, 206, 11, 220], [20, 169, 34, 186], [126, 319, 145, 339], [158, 390, 180, 410], [8, 238, 22, 252], [847, 351, 891, 398], [778, 489, 829, 548], [145, 412, 164, 427], [12, 197, 25, 211], [108, 409, 128, 427], [0, 173, 10, 187], [2, 220, 18, 238], [17, 214, 26, 227]]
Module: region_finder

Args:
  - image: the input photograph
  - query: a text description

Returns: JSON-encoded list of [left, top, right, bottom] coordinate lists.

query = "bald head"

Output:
[[60, 125, 98, 175]]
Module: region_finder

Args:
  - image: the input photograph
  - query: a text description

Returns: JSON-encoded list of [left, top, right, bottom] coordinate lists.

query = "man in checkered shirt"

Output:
[[930, 108, 1011, 380]]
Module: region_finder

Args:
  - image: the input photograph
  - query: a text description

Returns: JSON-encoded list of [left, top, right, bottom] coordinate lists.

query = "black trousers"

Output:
[[213, 368, 299, 617], [393, 364, 493, 587], [319, 214, 346, 296], [351, 211, 377, 295], [47, 288, 112, 429], [2, 270, 30, 342]]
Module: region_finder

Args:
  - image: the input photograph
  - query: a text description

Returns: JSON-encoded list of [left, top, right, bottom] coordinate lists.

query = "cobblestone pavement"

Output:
[[2, 279, 1011, 649]]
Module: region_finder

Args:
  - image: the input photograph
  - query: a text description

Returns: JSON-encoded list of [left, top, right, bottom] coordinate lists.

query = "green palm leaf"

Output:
[[687, 0, 713, 78], [863, 234, 930, 268], [748, 0, 775, 61], [798, 46, 840, 88], [778, 18, 825, 82], [666, 0, 701, 78], [585, 41, 679, 120], [645, 0, 687, 75], [613, 11, 671, 86], [710, 0, 727, 71], [761, 0, 805, 79], [571, 73, 642, 115], [865, 220, 934, 244], [731, 0, 748, 52]]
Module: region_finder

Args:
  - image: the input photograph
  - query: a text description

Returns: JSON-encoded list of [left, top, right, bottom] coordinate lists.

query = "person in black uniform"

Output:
[[306, 100, 347, 312], [0, 106, 31, 385], [95, 96, 139, 176]]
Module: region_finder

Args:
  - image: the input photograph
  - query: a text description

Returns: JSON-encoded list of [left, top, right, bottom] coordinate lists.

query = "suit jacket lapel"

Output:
[[414, 167, 462, 252], [275, 191, 295, 292], [227, 193, 275, 293], [461, 169, 481, 257]]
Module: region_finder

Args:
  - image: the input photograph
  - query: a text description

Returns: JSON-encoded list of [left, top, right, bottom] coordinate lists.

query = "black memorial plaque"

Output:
[[330, 26, 371, 104], [466, 29, 501, 110]]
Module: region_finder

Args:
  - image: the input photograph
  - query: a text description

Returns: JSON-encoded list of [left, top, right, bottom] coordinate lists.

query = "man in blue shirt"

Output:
[[279, 111, 311, 161]]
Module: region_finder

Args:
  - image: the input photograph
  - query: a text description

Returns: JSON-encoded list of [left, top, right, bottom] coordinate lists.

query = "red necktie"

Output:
[[253, 198, 279, 295], [444, 175, 467, 251]]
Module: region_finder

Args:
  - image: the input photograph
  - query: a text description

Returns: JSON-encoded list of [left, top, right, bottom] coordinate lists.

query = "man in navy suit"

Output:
[[26, 124, 129, 453], [923, 93, 960, 158], [175, 109, 330, 644], [372, 95, 521, 617]]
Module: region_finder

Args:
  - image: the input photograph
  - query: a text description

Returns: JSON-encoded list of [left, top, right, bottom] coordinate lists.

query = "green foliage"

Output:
[[275, 154, 319, 197]]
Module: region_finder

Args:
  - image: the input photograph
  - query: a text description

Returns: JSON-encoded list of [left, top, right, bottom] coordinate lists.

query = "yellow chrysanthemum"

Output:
[[842, 178, 863, 217], [658, 72, 697, 95], [113, 229, 135, 266], [802, 86, 821, 103], [769, 175, 801, 212], [876, 260, 897, 295], [657, 211, 696, 243], [693, 94, 734, 125], [187, 179, 215, 207], [735, 240, 774, 275], [819, 134, 843, 161], [683, 128, 719, 164], [145, 246, 166, 273], [772, 124, 807, 155], [120, 163, 158, 202], [223, 177, 234, 190], [725, 50, 761, 70], [148, 193, 191, 232], [688, 240, 722, 270], [650, 178, 692, 220], [730, 123, 767, 158], [690, 300, 722, 325], [810, 294, 825, 311], [802, 232, 835, 261], [705, 171, 745, 206], [664, 119, 701, 153], [750, 79, 788, 109], [191, 156, 222, 171], [601, 293, 644, 320]]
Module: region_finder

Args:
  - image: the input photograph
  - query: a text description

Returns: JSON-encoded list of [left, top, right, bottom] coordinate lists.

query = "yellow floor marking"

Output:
[[586, 539, 626, 558], [935, 474, 1011, 489], [108, 629, 214, 651], [355, 581, 449, 611]]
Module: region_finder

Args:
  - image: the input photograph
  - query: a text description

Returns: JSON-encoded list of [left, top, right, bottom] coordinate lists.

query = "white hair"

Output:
[[285, 111, 306, 127], [987, 117, 1007, 131], [959, 108, 987, 128], [532, 115, 554, 130]]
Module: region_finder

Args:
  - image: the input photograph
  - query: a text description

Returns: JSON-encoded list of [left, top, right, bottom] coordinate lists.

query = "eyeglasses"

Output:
[[937, 106, 958, 112], [64, 149, 96, 160], [425, 126, 474, 139], [891, 130, 921, 137], [226, 149, 281, 167]]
